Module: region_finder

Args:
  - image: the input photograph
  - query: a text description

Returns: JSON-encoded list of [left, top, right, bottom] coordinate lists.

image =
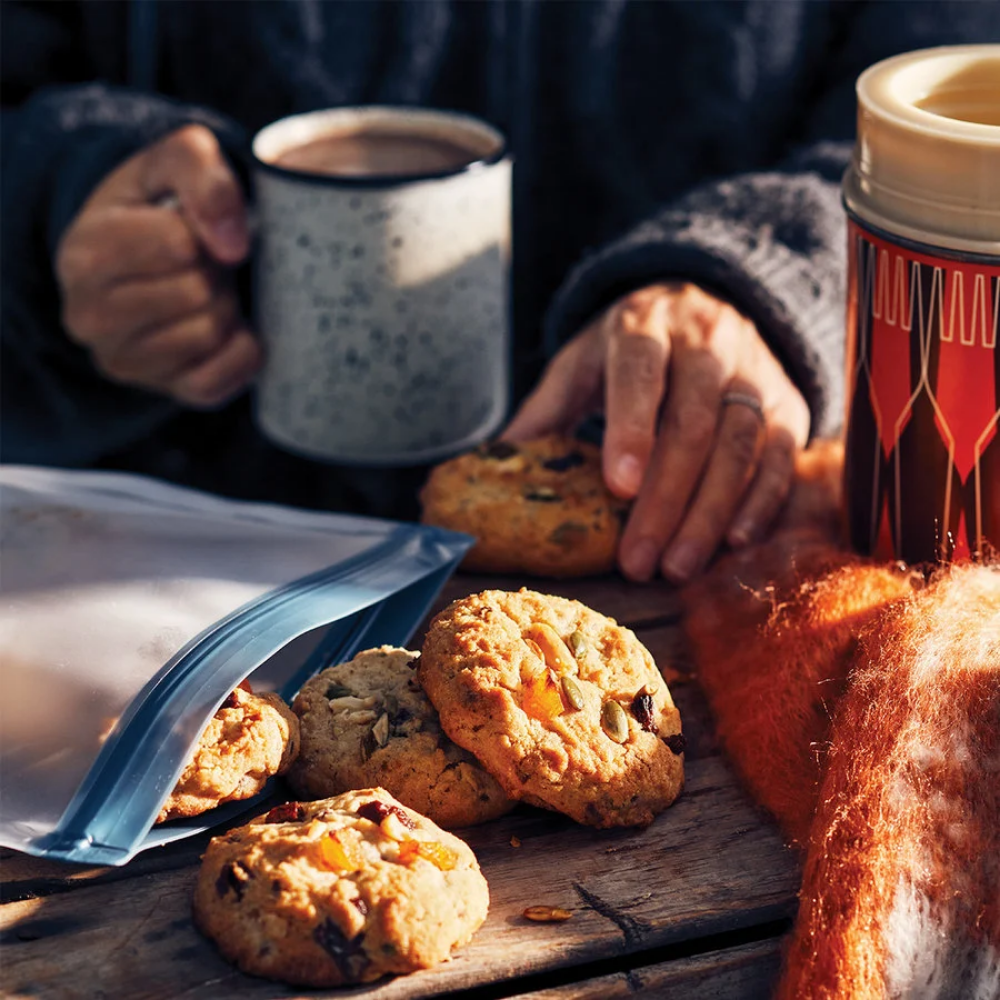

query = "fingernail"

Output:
[[621, 538, 660, 581], [613, 454, 644, 496], [662, 541, 702, 582], [212, 215, 250, 261]]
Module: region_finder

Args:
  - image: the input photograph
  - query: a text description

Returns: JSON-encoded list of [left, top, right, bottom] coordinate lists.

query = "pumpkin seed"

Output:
[[371, 713, 390, 748], [561, 675, 585, 711], [523, 905, 573, 922], [525, 622, 576, 675], [548, 521, 588, 548], [567, 630, 587, 659], [601, 700, 629, 743], [329, 694, 378, 711], [524, 486, 560, 502]]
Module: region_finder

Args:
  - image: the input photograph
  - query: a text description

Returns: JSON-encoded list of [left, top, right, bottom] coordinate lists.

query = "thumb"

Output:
[[501, 334, 601, 442], [141, 124, 251, 265]]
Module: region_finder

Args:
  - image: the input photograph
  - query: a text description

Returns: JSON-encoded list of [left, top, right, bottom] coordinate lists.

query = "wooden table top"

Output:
[[0, 571, 800, 1000]]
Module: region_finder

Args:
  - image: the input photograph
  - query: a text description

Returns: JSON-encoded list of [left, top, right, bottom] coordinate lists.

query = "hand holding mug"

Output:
[[55, 125, 262, 407], [504, 282, 811, 581]]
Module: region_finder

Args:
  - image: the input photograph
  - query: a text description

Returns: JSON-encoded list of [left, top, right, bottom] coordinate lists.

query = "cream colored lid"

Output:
[[845, 45, 1000, 252]]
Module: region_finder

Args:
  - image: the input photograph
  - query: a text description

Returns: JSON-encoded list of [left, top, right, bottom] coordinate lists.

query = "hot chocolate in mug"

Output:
[[251, 107, 511, 465]]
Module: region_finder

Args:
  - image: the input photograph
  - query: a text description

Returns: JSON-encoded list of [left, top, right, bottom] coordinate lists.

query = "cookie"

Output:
[[286, 646, 514, 828], [193, 788, 490, 986], [418, 588, 684, 828], [157, 683, 300, 824], [419, 435, 627, 577]]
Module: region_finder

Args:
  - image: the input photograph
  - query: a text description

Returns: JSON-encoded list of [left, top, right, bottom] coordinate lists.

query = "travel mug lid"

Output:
[[849, 45, 1000, 250]]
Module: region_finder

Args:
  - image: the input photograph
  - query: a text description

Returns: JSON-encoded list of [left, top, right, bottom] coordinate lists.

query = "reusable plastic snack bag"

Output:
[[0, 466, 471, 865]]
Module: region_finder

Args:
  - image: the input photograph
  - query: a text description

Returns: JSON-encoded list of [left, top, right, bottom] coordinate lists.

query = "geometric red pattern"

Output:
[[844, 220, 1000, 564]]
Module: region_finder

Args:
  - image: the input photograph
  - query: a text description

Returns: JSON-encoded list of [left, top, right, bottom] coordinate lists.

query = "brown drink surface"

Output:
[[273, 129, 480, 178]]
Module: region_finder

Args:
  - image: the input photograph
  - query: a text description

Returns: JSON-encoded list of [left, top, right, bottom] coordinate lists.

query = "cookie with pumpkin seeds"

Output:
[[418, 589, 685, 828], [193, 787, 489, 987], [419, 434, 627, 577], [286, 646, 514, 828]]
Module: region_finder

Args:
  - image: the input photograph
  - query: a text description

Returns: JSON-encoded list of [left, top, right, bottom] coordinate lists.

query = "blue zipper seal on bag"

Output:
[[34, 525, 469, 865]]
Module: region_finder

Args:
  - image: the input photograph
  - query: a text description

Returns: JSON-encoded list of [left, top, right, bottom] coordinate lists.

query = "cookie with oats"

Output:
[[157, 683, 300, 824], [418, 588, 685, 828], [193, 788, 490, 987], [286, 646, 514, 828], [419, 435, 627, 578]]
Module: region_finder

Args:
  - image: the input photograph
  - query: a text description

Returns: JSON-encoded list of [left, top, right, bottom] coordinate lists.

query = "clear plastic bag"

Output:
[[0, 466, 471, 865]]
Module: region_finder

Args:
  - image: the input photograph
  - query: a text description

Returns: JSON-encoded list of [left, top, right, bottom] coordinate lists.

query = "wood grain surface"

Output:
[[0, 574, 798, 1000]]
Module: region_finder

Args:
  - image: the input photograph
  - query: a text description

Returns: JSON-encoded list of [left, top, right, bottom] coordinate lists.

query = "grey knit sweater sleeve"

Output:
[[543, 1, 1000, 440], [544, 142, 851, 437]]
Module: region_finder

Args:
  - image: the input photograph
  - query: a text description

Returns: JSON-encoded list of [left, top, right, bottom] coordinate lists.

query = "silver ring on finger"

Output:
[[720, 391, 766, 426]]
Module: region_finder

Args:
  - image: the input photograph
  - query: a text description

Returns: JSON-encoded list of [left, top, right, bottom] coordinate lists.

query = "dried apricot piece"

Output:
[[398, 839, 458, 871], [319, 831, 366, 873], [521, 666, 565, 720]]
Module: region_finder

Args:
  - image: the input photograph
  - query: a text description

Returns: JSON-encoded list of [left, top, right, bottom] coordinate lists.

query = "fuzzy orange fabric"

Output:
[[778, 563, 1000, 1000], [681, 440, 916, 845], [681, 438, 1000, 999], [684, 550, 915, 845]]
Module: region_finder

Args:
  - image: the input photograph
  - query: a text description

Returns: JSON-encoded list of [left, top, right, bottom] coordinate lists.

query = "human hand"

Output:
[[56, 124, 262, 407], [503, 282, 811, 582]]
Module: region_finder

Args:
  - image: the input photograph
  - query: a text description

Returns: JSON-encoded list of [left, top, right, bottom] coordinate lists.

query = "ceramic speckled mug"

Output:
[[252, 107, 512, 465]]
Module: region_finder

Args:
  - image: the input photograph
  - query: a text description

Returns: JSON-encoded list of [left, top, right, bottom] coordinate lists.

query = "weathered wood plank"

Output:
[[0, 833, 216, 905], [0, 794, 289, 902], [432, 574, 682, 630], [509, 938, 784, 999], [1, 755, 797, 1000]]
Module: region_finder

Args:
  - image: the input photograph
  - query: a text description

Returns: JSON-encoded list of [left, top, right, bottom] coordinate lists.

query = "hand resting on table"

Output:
[[504, 283, 811, 583]]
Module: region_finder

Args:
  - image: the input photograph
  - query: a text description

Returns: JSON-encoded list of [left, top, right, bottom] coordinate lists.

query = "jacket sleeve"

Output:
[[543, 1, 1000, 438], [1, 81, 247, 466]]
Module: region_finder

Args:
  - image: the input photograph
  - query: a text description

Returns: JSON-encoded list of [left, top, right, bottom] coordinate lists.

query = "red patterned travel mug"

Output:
[[843, 46, 1000, 565]]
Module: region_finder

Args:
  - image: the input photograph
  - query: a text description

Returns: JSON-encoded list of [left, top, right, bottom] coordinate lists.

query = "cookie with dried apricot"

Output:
[[286, 646, 514, 828], [157, 683, 300, 824], [419, 435, 626, 577], [193, 788, 489, 986], [418, 589, 685, 828]]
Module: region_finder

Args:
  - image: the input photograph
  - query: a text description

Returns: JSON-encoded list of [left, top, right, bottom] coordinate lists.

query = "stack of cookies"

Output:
[[284, 589, 684, 832], [156, 677, 494, 987], [178, 586, 684, 987]]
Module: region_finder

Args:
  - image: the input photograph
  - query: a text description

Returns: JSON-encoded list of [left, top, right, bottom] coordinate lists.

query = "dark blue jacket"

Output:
[[3, 0, 997, 515]]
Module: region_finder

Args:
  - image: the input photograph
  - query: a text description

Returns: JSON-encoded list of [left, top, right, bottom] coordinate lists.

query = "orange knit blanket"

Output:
[[682, 442, 1000, 999]]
